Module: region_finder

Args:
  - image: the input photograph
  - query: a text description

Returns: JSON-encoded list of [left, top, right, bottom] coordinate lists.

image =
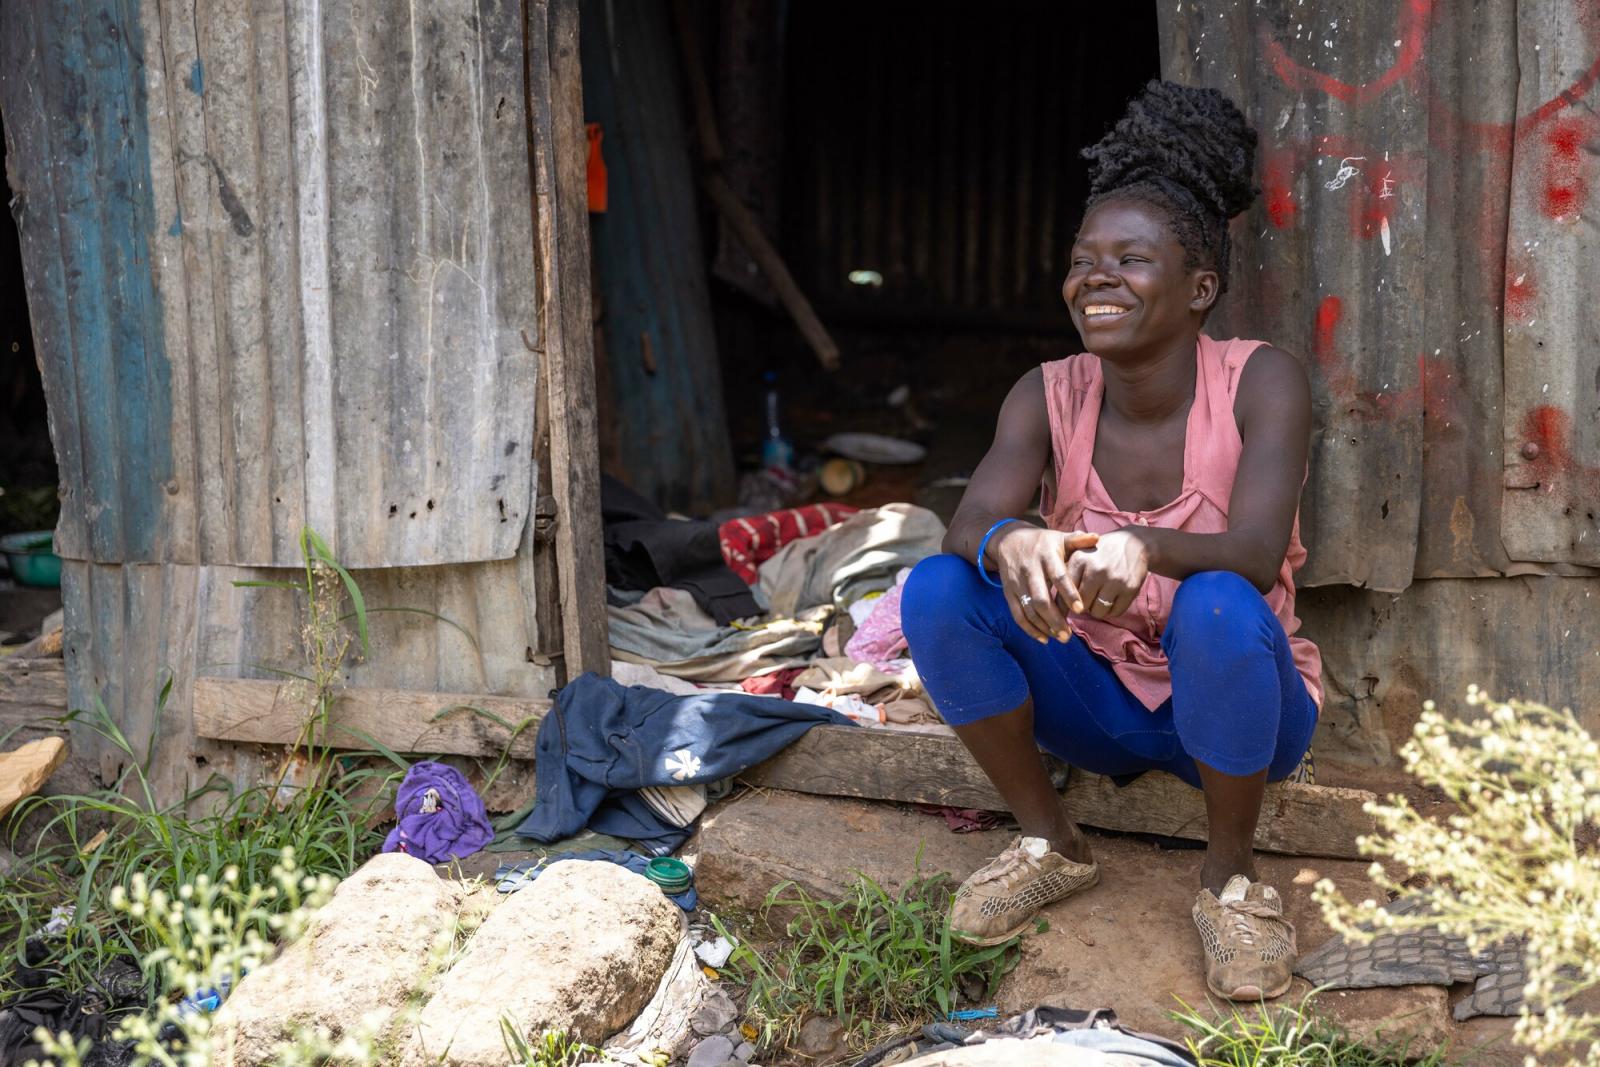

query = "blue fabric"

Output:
[[382, 761, 495, 863], [512, 673, 853, 853], [494, 850, 699, 911], [902, 557, 1316, 788]]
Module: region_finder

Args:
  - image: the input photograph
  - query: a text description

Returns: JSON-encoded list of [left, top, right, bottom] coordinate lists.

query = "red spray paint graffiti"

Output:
[[1263, 0, 1433, 106], [1256, 0, 1600, 470], [1313, 296, 1343, 370], [1504, 263, 1538, 323], [1309, 295, 1453, 423], [1541, 117, 1592, 220], [1263, 152, 1298, 229], [1515, 405, 1600, 501]]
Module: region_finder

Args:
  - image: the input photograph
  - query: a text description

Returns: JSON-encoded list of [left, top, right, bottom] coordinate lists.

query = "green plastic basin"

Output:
[[0, 530, 63, 588]]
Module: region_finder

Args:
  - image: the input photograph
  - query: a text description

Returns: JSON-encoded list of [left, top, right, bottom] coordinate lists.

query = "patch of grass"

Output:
[[1175, 997, 1454, 1066], [0, 696, 396, 1003], [716, 866, 1022, 1052], [499, 1022, 614, 1066], [1, 527, 404, 1011]]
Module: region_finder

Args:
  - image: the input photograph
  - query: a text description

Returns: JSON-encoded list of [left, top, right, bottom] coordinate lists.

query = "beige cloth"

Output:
[[756, 503, 946, 618], [608, 587, 826, 682], [793, 657, 943, 727]]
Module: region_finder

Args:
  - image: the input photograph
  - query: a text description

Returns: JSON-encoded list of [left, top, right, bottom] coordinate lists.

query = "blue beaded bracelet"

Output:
[[975, 518, 1018, 588]]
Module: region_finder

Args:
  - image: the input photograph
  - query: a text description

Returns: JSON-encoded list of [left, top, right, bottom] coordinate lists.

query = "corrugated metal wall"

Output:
[[1161, 0, 1600, 587], [3, 0, 541, 571], [782, 0, 1159, 328], [1159, 0, 1600, 754], [0, 0, 579, 802]]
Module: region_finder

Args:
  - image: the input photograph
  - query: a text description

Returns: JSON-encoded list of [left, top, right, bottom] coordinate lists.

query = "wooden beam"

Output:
[[0, 655, 69, 723], [192, 678, 1374, 858], [192, 678, 548, 760], [741, 724, 1376, 860], [528, 0, 610, 679]]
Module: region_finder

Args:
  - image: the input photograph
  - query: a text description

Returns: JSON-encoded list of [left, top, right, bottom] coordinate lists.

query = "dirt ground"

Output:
[[688, 788, 1531, 1065]]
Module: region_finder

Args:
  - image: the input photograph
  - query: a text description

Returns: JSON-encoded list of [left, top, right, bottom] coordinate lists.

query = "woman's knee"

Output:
[[1165, 570, 1272, 650], [902, 554, 991, 647]]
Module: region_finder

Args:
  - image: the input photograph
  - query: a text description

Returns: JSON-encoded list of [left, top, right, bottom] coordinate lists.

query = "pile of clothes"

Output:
[[382, 482, 955, 867], [604, 477, 946, 729]]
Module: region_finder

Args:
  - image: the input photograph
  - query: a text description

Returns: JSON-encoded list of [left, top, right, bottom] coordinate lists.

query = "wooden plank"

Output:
[[742, 725, 1376, 860], [530, 0, 610, 678], [194, 677, 1373, 858], [0, 657, 69, 719], [193, 677, 547, 759], [0, 737, 68, 819]]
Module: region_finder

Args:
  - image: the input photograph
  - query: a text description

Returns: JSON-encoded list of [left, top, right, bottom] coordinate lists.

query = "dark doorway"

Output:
[[714, 0, 1162, 514], [0, 109, 58, 542]]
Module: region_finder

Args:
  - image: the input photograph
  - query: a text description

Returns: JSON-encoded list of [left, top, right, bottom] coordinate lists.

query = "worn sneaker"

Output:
[[1192, 875, 1298, 1000], [949, 836, 1099, 946]]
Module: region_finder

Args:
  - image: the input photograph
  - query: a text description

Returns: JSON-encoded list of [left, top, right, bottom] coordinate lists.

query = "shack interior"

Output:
[[586, 0, 1163, 520]]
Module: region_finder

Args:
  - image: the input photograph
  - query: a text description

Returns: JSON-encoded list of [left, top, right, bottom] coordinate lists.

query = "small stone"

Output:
[[798, 1016, 845, 1057], [691, 987, 740, 1036], [688, 1034, 736, 1067], [735, 1041, 756, 1062]]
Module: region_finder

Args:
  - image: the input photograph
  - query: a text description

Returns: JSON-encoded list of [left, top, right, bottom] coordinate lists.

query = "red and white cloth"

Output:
[[718, 504, 859, 585]]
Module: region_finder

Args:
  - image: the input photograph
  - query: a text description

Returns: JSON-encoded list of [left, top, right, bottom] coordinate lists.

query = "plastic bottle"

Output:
[[761, 371, 795, 472]]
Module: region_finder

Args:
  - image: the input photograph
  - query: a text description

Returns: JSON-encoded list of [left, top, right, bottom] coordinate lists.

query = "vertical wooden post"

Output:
[[528, 0, 610, 678]]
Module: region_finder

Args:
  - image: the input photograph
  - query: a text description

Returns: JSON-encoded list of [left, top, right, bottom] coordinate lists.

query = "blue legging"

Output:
[[901, 556, 1317, 789]]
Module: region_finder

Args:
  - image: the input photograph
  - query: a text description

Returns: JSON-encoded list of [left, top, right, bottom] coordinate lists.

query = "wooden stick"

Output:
[[670, 0, 841, 370], [702, 171, 841, 370]]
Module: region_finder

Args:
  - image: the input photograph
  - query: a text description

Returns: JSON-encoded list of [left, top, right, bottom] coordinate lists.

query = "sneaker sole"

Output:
[[950, 865, 1100, 947], [1206, 972, 1294, 1002]]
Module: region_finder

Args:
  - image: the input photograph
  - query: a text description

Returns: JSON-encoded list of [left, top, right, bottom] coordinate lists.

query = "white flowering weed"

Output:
[[1313, 688, 1600, 1066]]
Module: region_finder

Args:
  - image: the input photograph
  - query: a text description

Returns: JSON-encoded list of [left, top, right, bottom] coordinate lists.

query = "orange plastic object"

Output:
[[586, 122, 608, 213]]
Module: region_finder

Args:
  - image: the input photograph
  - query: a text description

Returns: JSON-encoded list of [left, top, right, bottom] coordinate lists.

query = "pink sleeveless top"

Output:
[[1039, 334, 1323, 712]]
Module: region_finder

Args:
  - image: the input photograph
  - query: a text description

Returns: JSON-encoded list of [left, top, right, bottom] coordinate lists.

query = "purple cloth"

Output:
[[383, 761, 494, 864]]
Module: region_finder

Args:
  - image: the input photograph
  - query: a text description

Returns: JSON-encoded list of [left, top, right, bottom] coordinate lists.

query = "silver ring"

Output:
[[1018, 594, 1033, 607], [1095, 596, 1115, 607]]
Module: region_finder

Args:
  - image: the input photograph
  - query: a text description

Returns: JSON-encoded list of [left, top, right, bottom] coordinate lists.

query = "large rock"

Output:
[[690, 790, 1010, 919], [213, 852, 458, 1065], [405, 859, 681, 1065]]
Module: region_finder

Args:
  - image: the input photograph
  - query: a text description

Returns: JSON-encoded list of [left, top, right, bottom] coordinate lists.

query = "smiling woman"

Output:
[[899, 81, 1321, 1003]]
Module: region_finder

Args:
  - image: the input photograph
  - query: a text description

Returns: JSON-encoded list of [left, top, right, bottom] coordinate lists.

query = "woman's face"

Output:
[[1061, 199, 1217, 357]]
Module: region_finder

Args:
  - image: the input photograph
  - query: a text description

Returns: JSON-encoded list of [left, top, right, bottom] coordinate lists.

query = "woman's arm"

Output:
[[943, 368, 1052, 561], [1069, 346, 1312, 617], [944, 368, 1098, 642]]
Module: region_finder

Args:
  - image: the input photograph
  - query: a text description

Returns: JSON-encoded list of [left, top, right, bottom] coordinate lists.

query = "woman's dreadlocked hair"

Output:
[[1081, 81, 1258, 293]]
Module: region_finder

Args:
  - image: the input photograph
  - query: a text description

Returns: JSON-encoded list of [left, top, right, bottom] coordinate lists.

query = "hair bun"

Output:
[[1083, 81, 1259, 221]]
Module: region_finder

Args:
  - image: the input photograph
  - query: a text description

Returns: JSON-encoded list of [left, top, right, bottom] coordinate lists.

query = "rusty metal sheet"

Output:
[[1162, 2, 1427, 591], [581, 0, 736, 512], [2, 0, 541, 569], [1300, 575, 1600, 766], [1411, 0, 1522, 577], [1500, 0, 1600, 564], [59, 550, 559, 804]]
